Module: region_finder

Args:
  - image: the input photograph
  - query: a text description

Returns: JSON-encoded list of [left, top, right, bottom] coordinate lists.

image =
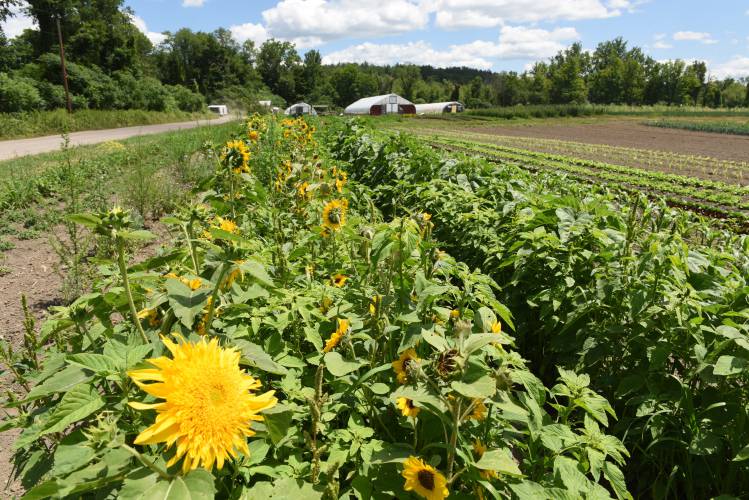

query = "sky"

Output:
[[3, 0, 749, 78]]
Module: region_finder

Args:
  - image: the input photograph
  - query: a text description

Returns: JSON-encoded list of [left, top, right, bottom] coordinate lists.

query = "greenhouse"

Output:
[[284, 102, 317, 116], [344, 93, 416, 115], [414, 101, 464, 114]]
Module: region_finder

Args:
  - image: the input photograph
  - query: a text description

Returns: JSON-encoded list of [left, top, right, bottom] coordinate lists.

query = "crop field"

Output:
[[646, 119, 749, 136], [1, 114, 749, 500]]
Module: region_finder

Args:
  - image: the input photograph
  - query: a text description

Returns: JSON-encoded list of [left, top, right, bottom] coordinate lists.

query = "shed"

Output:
[[208, 104, 228, 116], [284, 102, 317, 116], [344, 94, 416, 115], [414, 101, 464, 115]]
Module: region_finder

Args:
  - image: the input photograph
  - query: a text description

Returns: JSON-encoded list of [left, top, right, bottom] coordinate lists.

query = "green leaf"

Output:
[[421, 328, 450, 352], [67, 353, 120, 374], [41, 383, 105, 436], [475, 448, 522, 477], [264, 405, 293, 445], [239, 259, 275, 288], [120, 230, 156, 242], [733, 444, 749, 461], [164, 279, 211, 329], [602, 462, 632, 500], [66, 213, 102, 229], [24, 365, 92, 402], [323, 351, 364, 377], [124, 469, 215, 500], [713, 355, 748, 376], [236, 340, 288, 375], [451, 375, 496, 399], [464, 333, 505, 356]]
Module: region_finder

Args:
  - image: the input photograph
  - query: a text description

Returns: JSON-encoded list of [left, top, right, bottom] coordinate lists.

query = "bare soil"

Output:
[[466, 120, 749, 163]]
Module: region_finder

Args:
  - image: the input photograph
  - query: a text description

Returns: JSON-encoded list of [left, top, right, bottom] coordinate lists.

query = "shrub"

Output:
[[0, 72, 44, 112], [168, 84, 205, 112]]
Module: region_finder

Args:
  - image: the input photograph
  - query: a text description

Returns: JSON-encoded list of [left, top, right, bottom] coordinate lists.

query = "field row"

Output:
[[647, 119, 749, 136], [421, 135, 749, 228]]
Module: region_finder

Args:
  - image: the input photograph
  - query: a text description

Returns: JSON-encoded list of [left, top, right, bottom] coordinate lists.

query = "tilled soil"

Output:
[[466, 120, 749, 163]]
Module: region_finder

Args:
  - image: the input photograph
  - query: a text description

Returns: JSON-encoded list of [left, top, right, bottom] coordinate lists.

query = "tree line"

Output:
[[1, 0, 747, 113]]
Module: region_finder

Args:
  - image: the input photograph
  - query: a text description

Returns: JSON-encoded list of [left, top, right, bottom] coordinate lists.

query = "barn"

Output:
[[284, 102, 318, 117], [414, 101, 465, 115], [344, 94, 416, 115]]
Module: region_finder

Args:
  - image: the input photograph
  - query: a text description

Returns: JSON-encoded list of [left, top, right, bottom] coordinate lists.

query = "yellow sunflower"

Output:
[[137, 308, 160, 327], [396, 397, 420, 417], [331, 274, 348, 287], [335, 171, 347, 193], [473, 440, 499, 480], [369, 295, 381, 316], [450, 309, 460, 319], [402, 456, 449, 500], [128, 336, 277, 474], [466, 399, 487, 421], [322, 199, 348, 232], [323, 318, 350, 353], [222, 140, 250, 174], [392, 348, 420, 384], [248, 130, 259, 142], [491, 320, 502, 334]]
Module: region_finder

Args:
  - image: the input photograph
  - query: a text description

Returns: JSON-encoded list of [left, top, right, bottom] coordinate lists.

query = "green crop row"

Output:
[[646, 119, 749, 136], [328, 118, 749, 499]]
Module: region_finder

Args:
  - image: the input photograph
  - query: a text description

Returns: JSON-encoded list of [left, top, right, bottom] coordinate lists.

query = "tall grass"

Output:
[[646, 119, 749, 136], [0, 109, 214, 140]]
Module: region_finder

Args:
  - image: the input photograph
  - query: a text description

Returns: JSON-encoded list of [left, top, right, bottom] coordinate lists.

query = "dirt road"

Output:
[[0, 114, 238, 161]]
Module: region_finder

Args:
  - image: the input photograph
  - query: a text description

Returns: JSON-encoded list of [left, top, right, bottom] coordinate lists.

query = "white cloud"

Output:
[[652, 33, 672, 49], [322, 25, 579, 68], [712, 56, 749, 79], [229, 22, 269, 45], [434, 0, 617, 29], [130, 15, 167, 45], [673, 31, 717, 44], [260, 0, 430, 47], [182, 0, 205, 6], [0, 3, 36, 39]]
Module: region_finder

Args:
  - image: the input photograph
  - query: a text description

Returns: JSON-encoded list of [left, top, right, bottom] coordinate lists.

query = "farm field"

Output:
[[1, 113, 749, 500]]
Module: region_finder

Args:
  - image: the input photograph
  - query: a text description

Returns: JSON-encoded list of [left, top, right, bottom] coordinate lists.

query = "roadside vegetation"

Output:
[[646, 118, 749, 136], [0, 109, 215, 140]]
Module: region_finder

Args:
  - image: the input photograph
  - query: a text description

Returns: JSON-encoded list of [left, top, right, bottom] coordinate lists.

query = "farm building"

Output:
[[414, 101, 464, 114], [284, 102, 317, 116], [344, 94, 416, 115]]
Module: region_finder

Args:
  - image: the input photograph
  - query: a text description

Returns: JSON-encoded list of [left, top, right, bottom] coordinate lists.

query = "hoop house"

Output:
[[284, 102, 318, 116], [344, 94, 416, 115], [414, 101, 464, 114]]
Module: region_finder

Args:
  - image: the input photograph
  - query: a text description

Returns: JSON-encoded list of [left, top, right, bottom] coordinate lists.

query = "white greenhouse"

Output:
[[414, 101, 464, 115], [284, 102, 317, 116], [344, 94, 416, 115]]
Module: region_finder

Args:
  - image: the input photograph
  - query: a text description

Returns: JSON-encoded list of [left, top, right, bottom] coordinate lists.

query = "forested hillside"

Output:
[[1, 0, 748, 113]]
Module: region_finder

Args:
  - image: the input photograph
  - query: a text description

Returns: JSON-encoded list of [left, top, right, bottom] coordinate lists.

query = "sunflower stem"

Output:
[[117, 238, 148, 343], [182, 222, 199, 275], [122, 444, 172, 480], [204, 262, 230, 335], [447, 399, 461, 481]]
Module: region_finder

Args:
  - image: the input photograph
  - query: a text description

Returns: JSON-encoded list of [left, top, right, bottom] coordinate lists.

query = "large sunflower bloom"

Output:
[[322, 199, 348, 232], [402, 456, 449, 500], [128, 336, 277, 473], [222, 140, 250, 174], [392, 348, 420, 384]]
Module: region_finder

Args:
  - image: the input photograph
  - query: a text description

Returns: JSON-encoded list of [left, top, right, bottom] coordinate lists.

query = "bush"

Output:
[[168, 84, 205, 112], [0, 72, 44, 112]]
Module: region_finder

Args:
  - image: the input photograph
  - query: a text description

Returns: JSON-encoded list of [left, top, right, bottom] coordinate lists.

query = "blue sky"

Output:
[[4, 0, 749, 78]]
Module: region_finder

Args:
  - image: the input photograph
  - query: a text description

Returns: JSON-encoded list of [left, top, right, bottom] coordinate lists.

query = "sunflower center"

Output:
[[418, 469, 435, 491], [328, 209, 341, 224]]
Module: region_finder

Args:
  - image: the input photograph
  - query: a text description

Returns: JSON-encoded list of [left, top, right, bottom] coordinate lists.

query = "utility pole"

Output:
[[56, 17, 72, 114]]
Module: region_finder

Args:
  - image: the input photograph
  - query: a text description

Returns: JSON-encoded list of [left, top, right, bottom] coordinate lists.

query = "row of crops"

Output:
[[402, 127, 749, 186], [2, 116, 638, 499], [412, 134, 749, 229], [647, 119, 749, 137], [328, 119, 749, 498]]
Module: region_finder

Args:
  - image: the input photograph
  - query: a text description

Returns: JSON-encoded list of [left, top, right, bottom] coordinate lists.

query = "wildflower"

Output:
[[217, 217, 238, 234], [331, 274, 348, 288], [491, 320, 502, 334], [396, 397, 420, 417], [466, 399, 487, 421], [392, 348, 420, 384], [335, 171, 347, 193], [322, 199, 348, 232], [473, 440, 498, 480], [186, 278, 202, 291], [128, 336, 277, 473], [450, 309, 460, 319], [225, 261, 245, 289], [323, 318, 349, 353], [248, 130, 259, 142], [402, 456, 449, 500], [297, 181, 310, 200]]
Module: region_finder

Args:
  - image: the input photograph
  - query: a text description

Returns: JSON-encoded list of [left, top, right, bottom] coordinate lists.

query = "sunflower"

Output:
[[369, 295, 381, 316], [322, 199, 348, 232], [222, 140, 250, 174], [396, 397, 420, 417], [402, 456, 449, 500], [331, 274, 348, 287], [323, 318, 349, 353], [128, 336, 277, 473], [137, 308, 160, 327], [466, 399, 487, 421], [216, 217, 238, 234], [450, 309, 460, 319], [491, 320, 502, 334], [392, 348, 420, 384], [297, 181, 311, 200], [473, 440, 498, 480], [248, 130, 259, 142], [335, 171, 347, 193]]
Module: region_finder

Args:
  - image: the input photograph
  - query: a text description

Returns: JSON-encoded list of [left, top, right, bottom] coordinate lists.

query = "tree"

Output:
[[256, 39, 300, 102], [299, 49, 322, 99], [549, 43, 587, 104], [394, 64, 421, 101]]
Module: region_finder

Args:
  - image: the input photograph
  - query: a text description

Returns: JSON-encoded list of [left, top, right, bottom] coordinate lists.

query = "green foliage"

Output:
[[0, 71, 43, 111], [647, 119, 749, 136], [330, 119, 749, 498]]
